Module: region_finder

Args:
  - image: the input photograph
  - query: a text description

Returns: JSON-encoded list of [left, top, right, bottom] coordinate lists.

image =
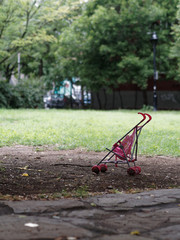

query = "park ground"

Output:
[[0, 145, 179, 200]]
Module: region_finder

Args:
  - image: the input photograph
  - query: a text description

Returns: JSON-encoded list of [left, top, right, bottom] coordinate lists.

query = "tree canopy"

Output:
[[57, 0, 179, 91], [170, 0, 180, 79], [0, 0, 179, 92], [0, 0, 84, 81]]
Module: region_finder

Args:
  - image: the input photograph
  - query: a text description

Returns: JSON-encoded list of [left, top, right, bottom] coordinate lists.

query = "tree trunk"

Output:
[[6, 64, 14, 82], [103, 88, 107, 109], [142, 90, 148, 107], [134, 88, 138, 109], [81, 86, 84, 109], [112, 90, 115, 109], [97, 92, 102, 109], [119, 91, 124, 109]]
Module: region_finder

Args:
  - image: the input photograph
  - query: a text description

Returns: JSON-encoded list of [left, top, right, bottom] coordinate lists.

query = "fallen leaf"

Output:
[[130, 230, 140, 235], [22, 173, 29, 177]]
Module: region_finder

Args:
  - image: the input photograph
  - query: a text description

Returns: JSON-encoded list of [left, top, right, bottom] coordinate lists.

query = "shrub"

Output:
[[0, 78, 46, 108]]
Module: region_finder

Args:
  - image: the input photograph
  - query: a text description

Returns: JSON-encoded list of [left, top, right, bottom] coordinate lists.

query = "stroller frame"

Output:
[[92, 112, 152, 175]]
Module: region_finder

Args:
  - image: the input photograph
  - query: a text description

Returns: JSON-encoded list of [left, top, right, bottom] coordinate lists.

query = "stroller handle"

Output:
[[140, 113, 152, 128], [138, 112, 152, 124], [145, 113, 152, 122], [138, 112, 146, 122], [112, 112, 152, 146]]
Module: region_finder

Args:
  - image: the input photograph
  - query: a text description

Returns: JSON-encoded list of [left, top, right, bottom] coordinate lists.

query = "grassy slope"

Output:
[[0, 109, 179, 156]]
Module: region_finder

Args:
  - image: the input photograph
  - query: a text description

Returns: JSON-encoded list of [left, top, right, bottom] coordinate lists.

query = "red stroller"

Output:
[[92, 112, 152, 175]]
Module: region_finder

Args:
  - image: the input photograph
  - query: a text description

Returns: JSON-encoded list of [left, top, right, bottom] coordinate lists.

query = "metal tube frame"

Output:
[[96, 112, 152, 168]]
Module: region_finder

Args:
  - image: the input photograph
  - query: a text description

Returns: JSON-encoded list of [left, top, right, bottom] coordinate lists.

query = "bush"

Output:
[[0, 79, 46, 108], [0, 82, 14, 108]]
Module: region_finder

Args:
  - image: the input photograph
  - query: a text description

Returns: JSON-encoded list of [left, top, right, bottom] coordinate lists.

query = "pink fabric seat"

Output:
[[113, 128, 136, 160]]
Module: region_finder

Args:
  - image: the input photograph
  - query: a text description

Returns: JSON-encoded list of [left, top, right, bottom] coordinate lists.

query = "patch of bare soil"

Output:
[[0, 146, 179, 200]]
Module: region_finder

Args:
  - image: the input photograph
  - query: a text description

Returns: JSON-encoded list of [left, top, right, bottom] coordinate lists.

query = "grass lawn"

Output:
[[0, 109, 179, 156]]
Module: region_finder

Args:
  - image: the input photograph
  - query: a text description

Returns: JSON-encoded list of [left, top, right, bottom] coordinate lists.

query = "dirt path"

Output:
[[0, 146, 179, 200]]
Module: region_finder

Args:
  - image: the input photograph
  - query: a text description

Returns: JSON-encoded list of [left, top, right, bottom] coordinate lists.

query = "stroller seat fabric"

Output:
[[113, 128, 136, 160]]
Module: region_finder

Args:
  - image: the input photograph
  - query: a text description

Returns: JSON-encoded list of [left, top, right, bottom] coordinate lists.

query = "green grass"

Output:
[[0, 109, 179, 156]]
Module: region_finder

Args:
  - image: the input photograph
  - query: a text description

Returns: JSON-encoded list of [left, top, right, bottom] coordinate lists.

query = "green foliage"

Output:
[[0, 82, 14, 108], [0, 0, 179, 92], [0, 79, 45, 108], [0, 0, 85, 80], [0, 109, 179, 157], [170, 1, 180, 79], [57, 0, 179, 91]]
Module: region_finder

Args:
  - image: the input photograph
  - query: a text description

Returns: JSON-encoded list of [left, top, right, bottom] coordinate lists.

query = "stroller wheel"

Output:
[[127, 166, 141, 176], [92, 165, 100, 174], [127, 167, 135, 176], [100, 164, 107, 173], [135, 166, 141, 174]]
